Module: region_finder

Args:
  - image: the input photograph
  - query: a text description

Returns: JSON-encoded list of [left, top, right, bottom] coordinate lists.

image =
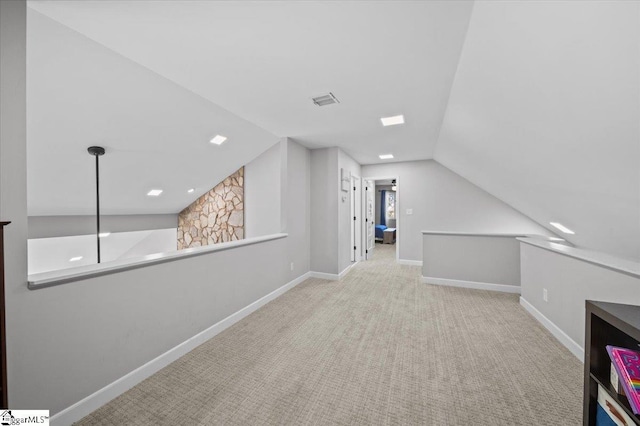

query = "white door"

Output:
[[365, 179, 375, 259], [350, 178, 355, 262], [352, 176, 362, 261]]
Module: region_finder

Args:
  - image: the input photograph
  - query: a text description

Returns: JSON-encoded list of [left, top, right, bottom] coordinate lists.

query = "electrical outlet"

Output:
[[290, 262, 294, 271], [406, 209, 413, 215], [543, 288, 548, 302]]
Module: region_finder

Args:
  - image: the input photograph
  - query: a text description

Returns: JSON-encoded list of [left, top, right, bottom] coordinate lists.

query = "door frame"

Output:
[[362, 175, 400, 262], [363, 179, 375, 259], [350, 174, 362, 262]]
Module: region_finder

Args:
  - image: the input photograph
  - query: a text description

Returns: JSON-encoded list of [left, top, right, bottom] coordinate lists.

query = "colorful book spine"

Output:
[[606, 345, 640, 415]]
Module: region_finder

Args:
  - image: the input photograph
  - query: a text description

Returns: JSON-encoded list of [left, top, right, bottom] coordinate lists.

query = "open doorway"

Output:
[[362, 176, 399, 261]]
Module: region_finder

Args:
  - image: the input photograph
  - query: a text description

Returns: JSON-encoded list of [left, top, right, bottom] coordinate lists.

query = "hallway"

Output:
[[78, 245, 582, 425]]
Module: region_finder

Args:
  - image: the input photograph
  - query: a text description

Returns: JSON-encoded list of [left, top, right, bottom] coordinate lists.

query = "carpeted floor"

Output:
[[77, 243, 583, 425]]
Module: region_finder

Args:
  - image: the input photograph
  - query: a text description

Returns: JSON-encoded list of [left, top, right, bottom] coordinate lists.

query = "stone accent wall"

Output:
[[177, 168, 244, 249]]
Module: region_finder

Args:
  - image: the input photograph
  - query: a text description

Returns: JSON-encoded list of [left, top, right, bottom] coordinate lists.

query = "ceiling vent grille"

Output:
[[312, 93, 339, 107]]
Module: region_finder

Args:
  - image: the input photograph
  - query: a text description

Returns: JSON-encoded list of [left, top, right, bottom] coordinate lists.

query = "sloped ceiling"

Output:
[[435, 1, 640, 260], [26, 0, 639, 260], [27, 9, 280, 215], [27, 0, 473, 165]]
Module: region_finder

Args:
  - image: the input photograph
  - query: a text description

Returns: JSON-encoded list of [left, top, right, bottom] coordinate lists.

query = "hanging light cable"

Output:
[[87, 146, 105, 263]]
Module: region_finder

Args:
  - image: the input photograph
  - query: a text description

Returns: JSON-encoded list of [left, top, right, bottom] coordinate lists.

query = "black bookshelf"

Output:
[[0, 222, 8, 408], [584, 300, 640, 425]]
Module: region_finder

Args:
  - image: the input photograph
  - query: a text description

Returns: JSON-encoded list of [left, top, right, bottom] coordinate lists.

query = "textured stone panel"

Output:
[[177, 167, 244, 249]]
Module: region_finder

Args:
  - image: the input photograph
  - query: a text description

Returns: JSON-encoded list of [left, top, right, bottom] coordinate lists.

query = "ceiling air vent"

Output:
[[312, 92, 339, 107]]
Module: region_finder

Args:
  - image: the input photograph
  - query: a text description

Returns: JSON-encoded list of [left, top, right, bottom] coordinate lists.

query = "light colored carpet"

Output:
[[77, 243, 582, 425]]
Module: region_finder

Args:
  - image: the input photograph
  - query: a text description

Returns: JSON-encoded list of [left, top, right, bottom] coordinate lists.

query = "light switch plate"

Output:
[[406, 209, 413, 215]]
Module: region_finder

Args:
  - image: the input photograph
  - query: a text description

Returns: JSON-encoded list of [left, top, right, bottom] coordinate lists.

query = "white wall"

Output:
[[117, 229, 177, 259], [245, 141, 282, 238], [28, 228, 177, 274], [284, 139, 311, 281], [362, 160, 553, 261], [310, 148, 338, 274], [436, 0, 640, 260], [0, 0, 28, 409], [337, 149, 361, 273], [1, 6, 311, 416], [28, 214, 177, 238], [19, 237, 289, 415], [423, 234, 521, 286], [246, 136, 308, 277], [309, 147, 362, 275], [520, 243, 640, 356], [9, 137, 312, 417]]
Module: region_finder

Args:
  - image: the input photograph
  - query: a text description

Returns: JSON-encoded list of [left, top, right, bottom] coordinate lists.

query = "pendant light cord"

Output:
[[88, 146, 105, 264], [95, 153, 101, 264]]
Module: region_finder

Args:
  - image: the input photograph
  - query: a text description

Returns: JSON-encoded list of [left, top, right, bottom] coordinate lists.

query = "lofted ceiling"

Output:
[[27, 8, 280, 215], [25, 0, 639, 260], [27, 0, 473, 167], [435, 0, 640, 260]]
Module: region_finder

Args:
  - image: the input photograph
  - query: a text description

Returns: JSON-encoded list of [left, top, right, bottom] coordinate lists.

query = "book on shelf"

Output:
[[611, 362, 627, 397], [606, 345, 640, 415]]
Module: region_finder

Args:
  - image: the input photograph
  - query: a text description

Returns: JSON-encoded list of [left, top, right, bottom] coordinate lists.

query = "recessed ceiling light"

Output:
[[379, 154, 394, 160], [210, 135, 227, 145], [147, 189, 163, 197], [381, 115, 404, 127], [69, 256, 83, 262], [187, 188, 195, 193], [549, 222, 575, 235], [98, 232, 111, 238]]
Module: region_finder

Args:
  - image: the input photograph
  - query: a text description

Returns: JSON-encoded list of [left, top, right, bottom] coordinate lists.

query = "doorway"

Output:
[[362, 176, 399, 261]]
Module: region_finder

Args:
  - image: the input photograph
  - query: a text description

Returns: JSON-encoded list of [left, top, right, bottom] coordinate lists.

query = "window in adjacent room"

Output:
[[386, 191, 395, 220]]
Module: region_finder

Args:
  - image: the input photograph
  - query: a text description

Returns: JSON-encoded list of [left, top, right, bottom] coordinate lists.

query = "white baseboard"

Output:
[[398, 259, 422, 266], [519, 297, 584, 362], [339, 262, 355, 279], [309, 271, 339, 280], [50, 271, 312, 426], [309, 262, 356, 281], [421, 276, 521, 294]]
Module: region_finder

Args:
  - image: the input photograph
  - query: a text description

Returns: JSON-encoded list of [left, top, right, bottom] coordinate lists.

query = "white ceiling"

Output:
[[26, 0, 639, 260], [27, 8, 280, 215], [435, 0, 640, 260], [27, 0, 473, 167]]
